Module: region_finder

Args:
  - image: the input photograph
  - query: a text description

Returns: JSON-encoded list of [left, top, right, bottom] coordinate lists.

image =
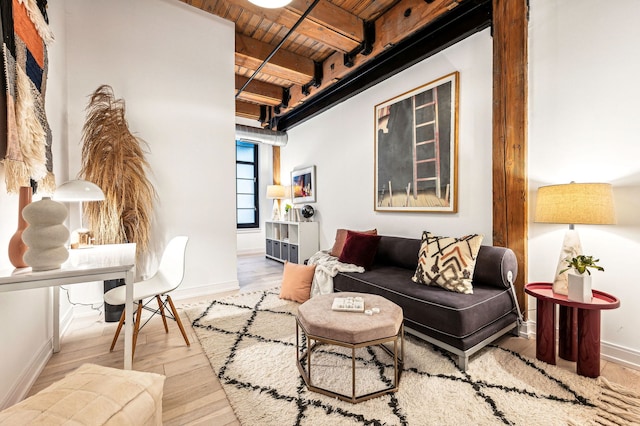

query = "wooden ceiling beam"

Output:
[[236, 100, 262, 121], [194, 0, 363, 53], [375, 0, 463, 50], [182, 0, 206, 8], [235, 75, 283, 106], [236, 33, 315, 85], [286, 0, 363, 43], [276, 0, 491, 130], [285, 0, 463, 109]]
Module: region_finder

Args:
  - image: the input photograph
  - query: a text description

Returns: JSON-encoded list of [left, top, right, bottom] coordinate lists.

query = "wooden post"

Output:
[[273, 146, 282, 213], [273, 146, 281, 185], [492, 0, 528, 317]]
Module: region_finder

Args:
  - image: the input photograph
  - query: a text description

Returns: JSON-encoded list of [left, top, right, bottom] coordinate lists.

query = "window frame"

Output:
[[236, 141, 259, 229]]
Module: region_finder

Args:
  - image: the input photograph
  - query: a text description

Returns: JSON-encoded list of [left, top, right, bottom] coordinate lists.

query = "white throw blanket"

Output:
[[307, 250, 365, 297]]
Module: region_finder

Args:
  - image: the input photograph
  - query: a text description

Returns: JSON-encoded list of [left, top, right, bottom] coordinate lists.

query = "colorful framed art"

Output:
[[291, 165, 316, 204]]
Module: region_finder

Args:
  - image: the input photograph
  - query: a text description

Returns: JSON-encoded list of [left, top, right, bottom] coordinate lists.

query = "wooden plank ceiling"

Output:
[[179, 0, 473, 130]]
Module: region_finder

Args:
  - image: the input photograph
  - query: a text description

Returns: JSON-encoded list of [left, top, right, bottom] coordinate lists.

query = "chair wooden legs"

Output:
[[132, 301, 143, 359], [166, 295, 190, 346], [110, 309, 126, 351], [156, 295, 169, 333], [109, 296, 189, 358], [110, 301, 142, 359]]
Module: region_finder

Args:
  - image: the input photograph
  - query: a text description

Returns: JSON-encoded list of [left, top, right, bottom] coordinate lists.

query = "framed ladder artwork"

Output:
[[374, 72, 459, 213]]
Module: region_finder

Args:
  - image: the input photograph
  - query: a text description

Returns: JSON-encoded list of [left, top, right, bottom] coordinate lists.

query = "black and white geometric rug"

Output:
[[184, 288, 640, 426]]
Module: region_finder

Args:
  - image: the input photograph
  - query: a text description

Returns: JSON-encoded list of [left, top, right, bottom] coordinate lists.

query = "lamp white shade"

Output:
[[248, 0, 291, 8], [266, 184, 286, 199], [535, 182, 615, 295], [534, 182, 616, 225], [53, 179, 105, 202]]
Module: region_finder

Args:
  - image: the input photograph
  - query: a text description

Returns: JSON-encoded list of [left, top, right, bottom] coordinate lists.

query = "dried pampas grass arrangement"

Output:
[[79, 85, 155, 255]]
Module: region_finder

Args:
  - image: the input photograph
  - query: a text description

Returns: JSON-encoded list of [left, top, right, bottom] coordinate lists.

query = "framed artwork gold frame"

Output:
[[374, 72, 459, 213]]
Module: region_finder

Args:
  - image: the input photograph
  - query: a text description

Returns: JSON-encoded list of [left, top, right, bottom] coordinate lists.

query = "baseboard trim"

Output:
[[601, 342, 640, 371], [172, 280, 240, 301], [0, 338, 52, 410], [517, 319, 534, 338], [237, 249, 266, 256], [522, 320, 639, 370], [60, 304, 74, 336]]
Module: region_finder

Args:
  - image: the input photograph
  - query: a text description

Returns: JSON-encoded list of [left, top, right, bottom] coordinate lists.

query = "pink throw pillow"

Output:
[[279, 261, 316, 303]]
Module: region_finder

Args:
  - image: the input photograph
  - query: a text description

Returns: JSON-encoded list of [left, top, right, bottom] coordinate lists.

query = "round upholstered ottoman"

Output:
[[295, 292, 404, 403]]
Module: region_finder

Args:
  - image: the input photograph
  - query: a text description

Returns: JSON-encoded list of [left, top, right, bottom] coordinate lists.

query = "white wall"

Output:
[[1, 0, 237, 406], [0, 183, 55, 408], [528, 0, 640, 367], [282, 30, 494, 250], [0, 1, 69, 408], [62, 0, 238, 299]]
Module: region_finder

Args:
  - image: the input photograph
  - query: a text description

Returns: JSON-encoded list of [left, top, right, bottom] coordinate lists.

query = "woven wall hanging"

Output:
[[1, 0, 55, 194]]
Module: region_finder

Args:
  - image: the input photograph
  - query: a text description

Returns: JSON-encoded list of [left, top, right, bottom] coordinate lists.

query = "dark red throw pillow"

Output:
[[329, 228, 378, 257], [338, 230, 382, 270]]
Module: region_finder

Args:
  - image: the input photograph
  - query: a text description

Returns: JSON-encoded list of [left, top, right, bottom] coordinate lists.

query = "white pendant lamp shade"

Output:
[[248, 0, 292, 8]]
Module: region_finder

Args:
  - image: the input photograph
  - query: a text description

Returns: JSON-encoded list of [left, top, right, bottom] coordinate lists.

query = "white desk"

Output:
[[0, 244, 136, 369]]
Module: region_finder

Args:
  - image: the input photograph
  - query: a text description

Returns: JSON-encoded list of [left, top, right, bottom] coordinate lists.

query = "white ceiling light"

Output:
[[248, 0, 292, 8]]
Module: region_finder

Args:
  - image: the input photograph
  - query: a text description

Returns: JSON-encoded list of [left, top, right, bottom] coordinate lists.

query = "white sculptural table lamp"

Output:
[[534, 182, 615, 295], [266, 184, 286, 221], [53, 179, 105, 248]]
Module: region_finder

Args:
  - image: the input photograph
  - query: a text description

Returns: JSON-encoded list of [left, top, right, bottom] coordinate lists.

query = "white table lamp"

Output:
[[266, 184, 285, 221], [534, 182, 615, 294], [53, 179, 105, 248]]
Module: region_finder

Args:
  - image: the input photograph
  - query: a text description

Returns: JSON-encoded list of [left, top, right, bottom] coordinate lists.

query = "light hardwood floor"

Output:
[[28, 254, 640, 425]]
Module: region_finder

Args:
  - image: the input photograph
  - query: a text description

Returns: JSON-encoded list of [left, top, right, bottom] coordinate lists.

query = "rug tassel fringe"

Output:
[[579, 417, 619, 426], [595, 377, 640, 425]]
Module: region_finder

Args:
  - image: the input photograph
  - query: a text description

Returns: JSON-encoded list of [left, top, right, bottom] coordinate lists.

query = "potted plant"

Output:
[[560, 255, 604, 302]]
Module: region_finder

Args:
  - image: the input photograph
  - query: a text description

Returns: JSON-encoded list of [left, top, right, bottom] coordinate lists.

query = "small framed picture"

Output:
[[291, 165, 316, 204]]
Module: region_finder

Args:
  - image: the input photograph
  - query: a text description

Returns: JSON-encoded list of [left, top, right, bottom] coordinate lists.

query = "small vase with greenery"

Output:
[[560, 255, 604, 276], [561, 255, 603, 302]]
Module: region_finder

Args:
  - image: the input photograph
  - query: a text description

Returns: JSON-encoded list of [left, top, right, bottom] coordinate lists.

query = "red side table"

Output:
[[524, 282, 620, 378]]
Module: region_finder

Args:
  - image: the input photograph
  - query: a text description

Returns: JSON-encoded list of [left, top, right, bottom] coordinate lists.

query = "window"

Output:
[[236, 141, 259, 228]]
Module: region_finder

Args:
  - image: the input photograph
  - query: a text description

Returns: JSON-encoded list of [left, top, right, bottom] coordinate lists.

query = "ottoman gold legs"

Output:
[[295, 319, 404, 404]]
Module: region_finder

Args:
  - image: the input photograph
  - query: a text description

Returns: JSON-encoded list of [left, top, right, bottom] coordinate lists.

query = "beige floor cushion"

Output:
[[0, 363, 165, 425]]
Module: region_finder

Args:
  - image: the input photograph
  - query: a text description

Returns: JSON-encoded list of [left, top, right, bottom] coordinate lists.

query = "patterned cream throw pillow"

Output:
[[412, 231, 484, 294]]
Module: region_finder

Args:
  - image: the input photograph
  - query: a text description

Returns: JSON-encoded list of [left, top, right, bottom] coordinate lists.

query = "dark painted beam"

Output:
[[275, 0, 492, 131]]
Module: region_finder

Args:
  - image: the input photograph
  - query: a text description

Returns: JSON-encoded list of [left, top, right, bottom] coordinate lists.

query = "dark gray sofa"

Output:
[[333, 235, 521, 370]]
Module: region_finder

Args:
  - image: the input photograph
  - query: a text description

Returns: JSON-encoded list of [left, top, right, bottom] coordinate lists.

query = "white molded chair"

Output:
[[104, 236, 190, 358]]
